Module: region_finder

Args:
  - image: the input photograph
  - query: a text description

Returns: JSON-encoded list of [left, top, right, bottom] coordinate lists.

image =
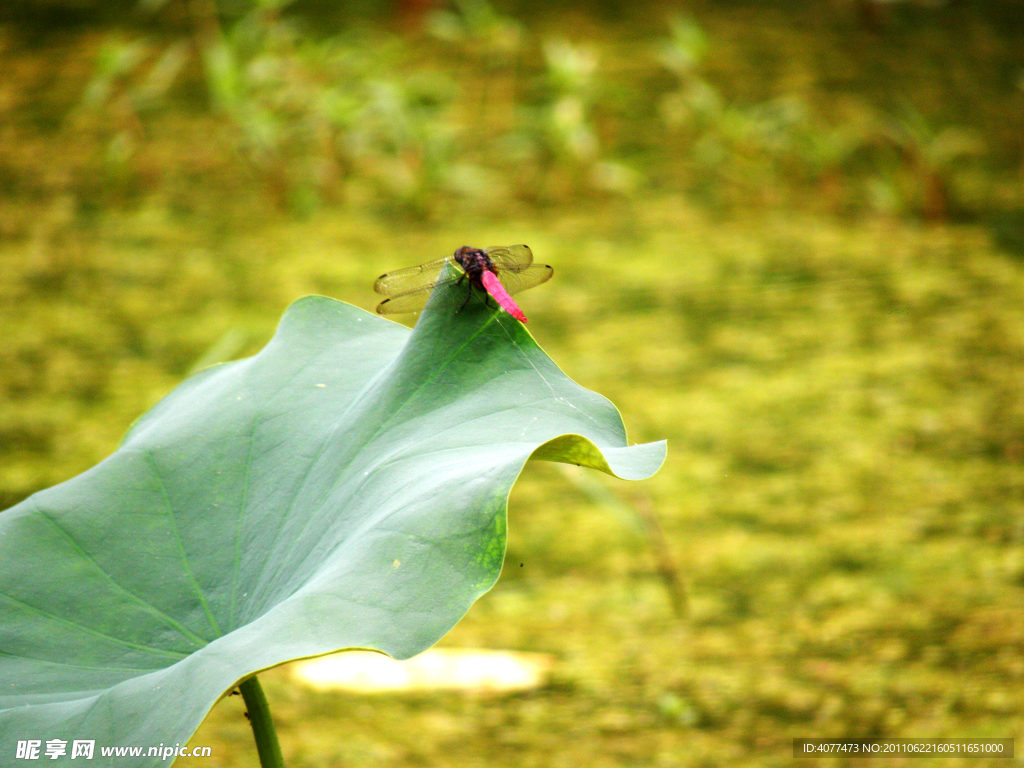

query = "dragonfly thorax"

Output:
[[453, 246, 496, 281]]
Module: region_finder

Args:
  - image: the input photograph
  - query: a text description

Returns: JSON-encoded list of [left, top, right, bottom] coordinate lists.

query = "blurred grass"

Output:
[[2, 1, 1024, 766]]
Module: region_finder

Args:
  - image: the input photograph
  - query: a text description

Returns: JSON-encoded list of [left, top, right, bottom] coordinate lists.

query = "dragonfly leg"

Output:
[[455, 280, 494, 314], [456, 282, 474, 314]]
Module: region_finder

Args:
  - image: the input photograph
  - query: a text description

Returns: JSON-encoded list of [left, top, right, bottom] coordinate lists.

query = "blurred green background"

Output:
[[2, 0, 1023, 765]]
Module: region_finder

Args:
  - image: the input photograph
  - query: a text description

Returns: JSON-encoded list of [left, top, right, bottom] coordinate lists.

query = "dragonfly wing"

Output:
[[484, 244, 534, 270], [496, 263, 554, 296], [375, 285, 438, 315], [374, 256, 454, 296], [376, 257, 471, 315]]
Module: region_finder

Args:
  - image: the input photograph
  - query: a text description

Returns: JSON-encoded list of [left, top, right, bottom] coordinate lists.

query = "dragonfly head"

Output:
[[453, 246, 489, 273]]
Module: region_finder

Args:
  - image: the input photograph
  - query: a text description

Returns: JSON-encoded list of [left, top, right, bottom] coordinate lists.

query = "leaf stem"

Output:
[[239, 676, 286, 768]]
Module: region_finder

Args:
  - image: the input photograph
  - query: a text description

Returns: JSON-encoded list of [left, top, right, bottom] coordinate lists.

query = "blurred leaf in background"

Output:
[[61, 0, 1017, 220]]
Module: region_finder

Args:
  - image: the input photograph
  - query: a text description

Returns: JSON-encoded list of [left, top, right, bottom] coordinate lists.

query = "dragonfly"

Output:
[[374, 245, 553, 323]]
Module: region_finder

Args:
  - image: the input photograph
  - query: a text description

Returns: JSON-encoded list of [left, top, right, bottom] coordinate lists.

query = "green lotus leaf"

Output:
[[0, 277, 665, 765]]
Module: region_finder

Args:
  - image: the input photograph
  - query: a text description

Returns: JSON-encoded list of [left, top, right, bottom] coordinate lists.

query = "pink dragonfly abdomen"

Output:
[[480, 270, 528, 323]]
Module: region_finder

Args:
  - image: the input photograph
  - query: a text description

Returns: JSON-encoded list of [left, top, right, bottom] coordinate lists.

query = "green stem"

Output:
[[239, 676, 286, 768]]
